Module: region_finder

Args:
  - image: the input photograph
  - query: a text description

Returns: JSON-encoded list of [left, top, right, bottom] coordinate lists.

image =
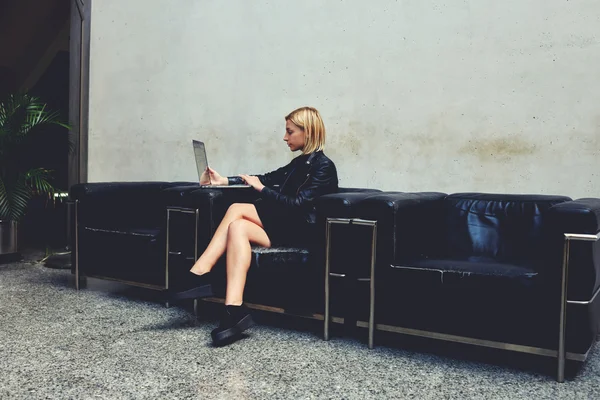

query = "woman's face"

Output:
[[284, 120, 306, 152]]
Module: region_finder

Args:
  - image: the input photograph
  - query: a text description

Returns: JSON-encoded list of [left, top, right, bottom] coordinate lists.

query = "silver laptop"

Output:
[[192, 140, 250, 188]]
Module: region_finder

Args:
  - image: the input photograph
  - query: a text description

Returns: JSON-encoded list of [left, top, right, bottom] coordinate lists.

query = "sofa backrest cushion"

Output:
[[337, 187, 382, 194], [444, 193, 572, 265]]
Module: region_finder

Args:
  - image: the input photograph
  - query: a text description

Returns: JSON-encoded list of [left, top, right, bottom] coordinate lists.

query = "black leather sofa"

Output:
[[69, 182, 600, 381]]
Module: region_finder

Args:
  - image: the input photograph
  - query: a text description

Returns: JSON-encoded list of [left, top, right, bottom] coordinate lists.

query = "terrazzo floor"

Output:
[[1, 254, 599, 399]]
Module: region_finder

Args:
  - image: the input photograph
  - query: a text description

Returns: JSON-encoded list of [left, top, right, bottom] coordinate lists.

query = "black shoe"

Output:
[[211, 304, 254, 346], [169, 271, 213, 301]]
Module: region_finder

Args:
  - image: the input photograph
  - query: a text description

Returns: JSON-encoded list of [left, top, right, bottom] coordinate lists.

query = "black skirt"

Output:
[[254, 199, 313, 247]]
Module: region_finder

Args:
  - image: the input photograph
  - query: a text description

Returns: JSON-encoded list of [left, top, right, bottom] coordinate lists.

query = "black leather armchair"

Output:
[[70, 181, 263, 291], [69, 181, 198, 289], [357, 192, 600, 381], [176, 187, 381, 312], [69, 181, 380, 313]]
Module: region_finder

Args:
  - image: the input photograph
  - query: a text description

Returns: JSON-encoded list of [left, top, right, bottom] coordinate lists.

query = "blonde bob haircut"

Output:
[[285, 106, 326, 154]]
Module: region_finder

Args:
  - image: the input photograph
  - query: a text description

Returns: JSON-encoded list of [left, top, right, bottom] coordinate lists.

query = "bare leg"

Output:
[[224, 219, 271, 306], [191, 203, 263, 275]]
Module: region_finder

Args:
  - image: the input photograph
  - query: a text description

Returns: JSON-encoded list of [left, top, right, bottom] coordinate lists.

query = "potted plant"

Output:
[[0, 92, 69, 260]]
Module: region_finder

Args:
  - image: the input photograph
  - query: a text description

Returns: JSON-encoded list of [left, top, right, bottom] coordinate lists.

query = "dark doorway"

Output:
[[20, 51, 71, 249]]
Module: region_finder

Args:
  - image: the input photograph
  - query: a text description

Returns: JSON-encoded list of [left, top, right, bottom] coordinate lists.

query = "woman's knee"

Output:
[[226, 203, 242, 214], [226, 203, 251, 216], [227, 219, 248, 241]]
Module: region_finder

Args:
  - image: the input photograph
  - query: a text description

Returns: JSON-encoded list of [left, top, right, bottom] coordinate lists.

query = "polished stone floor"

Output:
[[1, 254, 599, 399]]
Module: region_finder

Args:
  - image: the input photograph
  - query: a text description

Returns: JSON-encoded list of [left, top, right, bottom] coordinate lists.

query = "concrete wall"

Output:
[[87, 0, 600, 198]]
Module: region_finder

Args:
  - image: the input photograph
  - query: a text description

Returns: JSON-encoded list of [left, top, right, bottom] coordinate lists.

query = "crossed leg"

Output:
[[224, 219, 271, 305], [191, 203, 266, 275], [190, 203, 271, 305]]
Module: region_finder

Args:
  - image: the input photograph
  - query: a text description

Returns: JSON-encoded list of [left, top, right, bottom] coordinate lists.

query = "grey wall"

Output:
[[88, 0, 600, 198]]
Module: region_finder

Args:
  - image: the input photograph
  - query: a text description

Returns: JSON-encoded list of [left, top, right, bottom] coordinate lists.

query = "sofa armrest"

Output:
[[160, 184, 202, 208], [547, 199, 600, 302], [70, 181, 190, 229], [357, 192, 447, 267], [69, 181, 180, 201], [548, 199, 600, 235], [315, 189, 382, 219]]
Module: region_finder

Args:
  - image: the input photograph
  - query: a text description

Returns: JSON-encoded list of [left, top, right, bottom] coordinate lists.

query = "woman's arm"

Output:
[[228, 163, 293, 187], [259, 160, 338, 210]]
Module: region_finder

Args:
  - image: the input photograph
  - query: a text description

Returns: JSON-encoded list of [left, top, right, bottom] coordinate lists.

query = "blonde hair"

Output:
[[285, 106, 326, 154]]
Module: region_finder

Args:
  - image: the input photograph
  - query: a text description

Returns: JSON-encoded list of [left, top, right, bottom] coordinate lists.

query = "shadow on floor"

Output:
[[40, 269, 590, 382]]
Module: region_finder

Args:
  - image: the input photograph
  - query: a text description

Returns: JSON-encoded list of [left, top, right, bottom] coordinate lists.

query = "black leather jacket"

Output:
[[228, 151, 339, 224]]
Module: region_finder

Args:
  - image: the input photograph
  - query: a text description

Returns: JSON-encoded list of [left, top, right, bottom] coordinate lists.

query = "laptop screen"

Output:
[[192, 140, 210, 184]]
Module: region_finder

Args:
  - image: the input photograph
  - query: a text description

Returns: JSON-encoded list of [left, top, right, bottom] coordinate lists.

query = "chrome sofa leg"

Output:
[[368, 221, 377, 350], [74, 200, 81, 291], [557, 238, 570, 383], [324, 218, 377, 349], [165, 208, 171, 308], [324, 219, 332, 341]]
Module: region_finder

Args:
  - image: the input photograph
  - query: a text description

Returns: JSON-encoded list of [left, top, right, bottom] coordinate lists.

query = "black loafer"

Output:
[[211, 304, 254, 346], [169, 271, 214, 301]]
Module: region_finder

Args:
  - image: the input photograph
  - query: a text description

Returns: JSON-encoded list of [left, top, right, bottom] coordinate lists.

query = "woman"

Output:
[[171, 106, 339, 346]]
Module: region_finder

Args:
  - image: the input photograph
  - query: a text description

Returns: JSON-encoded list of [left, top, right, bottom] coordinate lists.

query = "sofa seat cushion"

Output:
[[390, 257, 538, 289], [380, 258, 560, 351], [251, 246, 310, 269], [202, 246, 316, 312]]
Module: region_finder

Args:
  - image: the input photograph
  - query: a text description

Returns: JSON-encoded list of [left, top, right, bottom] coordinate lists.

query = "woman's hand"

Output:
[[239, 174, 265, 192], [200, 167, 227, 186], [199, 167, 211, 185]]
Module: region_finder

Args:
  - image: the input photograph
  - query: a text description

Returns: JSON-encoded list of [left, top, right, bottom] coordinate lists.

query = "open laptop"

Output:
[[193, 140, 250, 188]]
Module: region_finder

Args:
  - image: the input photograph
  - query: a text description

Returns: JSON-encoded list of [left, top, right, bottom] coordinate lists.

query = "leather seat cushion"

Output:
[[390, 257, 539, 289], [251, 246, 310, 269]]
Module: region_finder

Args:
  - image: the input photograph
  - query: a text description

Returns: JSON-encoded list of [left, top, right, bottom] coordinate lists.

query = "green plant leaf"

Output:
[[0, 92, 70, 143], [0, 92, 67, 221], [7, 174, 32, 222], [0, 178, 11, 220]]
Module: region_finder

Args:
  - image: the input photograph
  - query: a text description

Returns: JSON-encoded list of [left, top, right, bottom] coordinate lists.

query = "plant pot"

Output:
[[0, 220, 19, 255]]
